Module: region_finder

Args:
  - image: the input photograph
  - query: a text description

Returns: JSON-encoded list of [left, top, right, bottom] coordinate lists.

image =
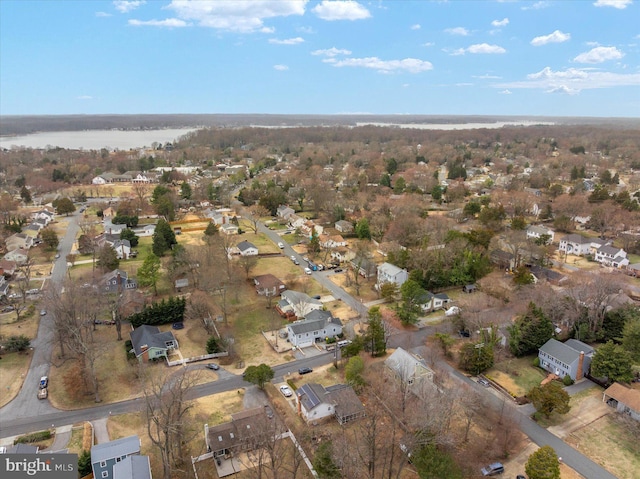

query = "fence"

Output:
[[167, 351, 228, 367]]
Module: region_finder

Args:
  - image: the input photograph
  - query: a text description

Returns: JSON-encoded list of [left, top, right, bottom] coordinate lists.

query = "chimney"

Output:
[[297, 392, 302, 416], [576, 351, 585, 380]]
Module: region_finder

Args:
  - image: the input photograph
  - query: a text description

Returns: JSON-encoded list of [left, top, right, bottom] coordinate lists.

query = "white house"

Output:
[[32, 209, 55, 225], [319, 234, 347, 249], [594, 245, 629, 268], [417, 291, 451, 312], [558, 234, 609, 256], [91, 175, 108, 185], [112, 239, 131, 259], [285, 310, 342, 348], [6, 233, 34, 251], [603, 383, 640, 422], [3, 248, 29, 265], [335, 220, 354, 234], [526, 225, 555, 244], [133, 224, 156, 237], [276, 205, 295, 220], [377, 262, 409, 288], [236, 240, 258, 256], [296, 383, 365, 425], [277, 290, 323, 319], [385, 347, 436, 396], [220, 224, 239, 235]]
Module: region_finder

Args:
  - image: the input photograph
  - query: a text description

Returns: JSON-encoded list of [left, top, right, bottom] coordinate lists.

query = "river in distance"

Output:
[[0, 128, 198, 151]]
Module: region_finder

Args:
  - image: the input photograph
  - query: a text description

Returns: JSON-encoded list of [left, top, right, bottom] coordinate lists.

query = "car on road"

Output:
[[481, 462, 504, 476], [478, 378, 491, 387], [278, 242, 285, 249], [40, 310, 47, 316], [2, 306, 15, 313], [334, 268, 343, 273], [55, 253, 60, 259], [294, 260, 299, 265], [304, 267, 312, 275], [172, 322, 184, 330], [38, 388, 48, 400], [205, 363, 220, 370], [312, 295, 321, 300], [298, 367, 313, 375], [39, 376, 48, 389], [280, 385, 293, 397], [290, 255, 296, 261]]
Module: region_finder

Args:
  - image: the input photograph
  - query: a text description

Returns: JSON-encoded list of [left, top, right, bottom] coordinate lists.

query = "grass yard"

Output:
[[486, 356, 547, 397], [0, 351, 32, 408], [48, 326, 141, 409], [64, 424, 87, 455], [566, 413, 640, 479]]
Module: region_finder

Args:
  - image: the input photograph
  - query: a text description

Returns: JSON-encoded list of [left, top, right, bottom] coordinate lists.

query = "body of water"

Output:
[[355, 121, 555, 130], [0, 128, 198, 150]]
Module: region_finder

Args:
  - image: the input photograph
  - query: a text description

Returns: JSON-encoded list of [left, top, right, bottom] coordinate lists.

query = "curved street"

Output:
[[0, 210, 619, 479]]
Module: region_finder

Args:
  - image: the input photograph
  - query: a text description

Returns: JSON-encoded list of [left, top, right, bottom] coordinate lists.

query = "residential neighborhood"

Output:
[[1, 118, 639, 479]]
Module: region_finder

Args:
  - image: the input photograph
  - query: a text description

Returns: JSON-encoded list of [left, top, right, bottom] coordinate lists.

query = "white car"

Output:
[[278, 242, 285, 249], [445, 306, 461, 317], [304, 267, 312, 275], [280, 385, 293, 397]]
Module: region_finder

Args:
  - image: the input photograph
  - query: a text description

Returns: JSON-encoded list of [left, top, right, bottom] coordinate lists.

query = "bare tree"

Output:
[[142, 366, 199, 479], [246, 204, 269, 234], [238, 254, 259, 278]]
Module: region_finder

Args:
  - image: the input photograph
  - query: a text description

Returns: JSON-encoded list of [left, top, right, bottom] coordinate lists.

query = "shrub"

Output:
[[14, 430, 52, 444], [562, 375, 575, 386], [206, 336, 222, 354], [533, 357, 540, 367], [3, 335, 31, 352], [124, 340, 136, 360], [78, 450, 92, 477]]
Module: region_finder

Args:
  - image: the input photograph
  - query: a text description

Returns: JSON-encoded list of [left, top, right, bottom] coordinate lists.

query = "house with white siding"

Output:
[[296, 383, 365, 424], [526, 225, 555, 244], [377, 262, 409, 289], [285, 310, 342, 348], [594, 245, 629, 268]]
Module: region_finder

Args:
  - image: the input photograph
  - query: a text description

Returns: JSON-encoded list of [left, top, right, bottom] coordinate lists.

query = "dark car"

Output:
[[481, 462, 504, 476], [312, 295, 321, 300], [172, 322, 184, 330], [298, 367, 313, 375], [206, 363, 220, 370], [478, 378, 491, 387], [334, 268, 343, 273], [516, 476, 526, 479]]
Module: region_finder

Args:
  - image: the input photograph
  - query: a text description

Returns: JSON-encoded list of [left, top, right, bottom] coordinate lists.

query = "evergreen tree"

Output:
[[152, 219, 177, 256], [525, 445, 560, 479], [355, 217, 371, 240], [364, 306, 386, 357], [591, 341, 634, 384]]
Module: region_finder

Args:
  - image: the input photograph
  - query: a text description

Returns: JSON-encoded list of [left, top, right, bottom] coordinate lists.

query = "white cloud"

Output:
[[456, 83, 473, 87], [573, 46, 624, 63], [269, 37, 304, 45], [422, 42, 435, 47], [530, 30, 571, 46], [474, 74, 502, 79], [311, 47, 352, 56], [312, 1, 371, 21], [96, 12, 112, 17], [297, 26, 315, 34], [496, 66, 640, 93], [522, 1, 550, 10], [491, 18, 509, 27], [273, 64, 289, 70], [458, 43, 507, 54], [328, 57, 433, 73], [129, 18, 188, 27], [165, 0, 306, 33], [77, 95, 93, 100], [113, 1, 145, 13], [445, 27, 470, 36], [410, 24, 421, 30], [593, 0, 632, 8], [499, 89, 512, 94], [547, 85, 580, 95]]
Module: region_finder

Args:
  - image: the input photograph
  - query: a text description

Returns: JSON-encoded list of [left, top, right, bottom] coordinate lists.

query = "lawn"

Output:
[[0, 351, 32, 408], [486, 356, 547, 397], [566, 413, 640, 479]]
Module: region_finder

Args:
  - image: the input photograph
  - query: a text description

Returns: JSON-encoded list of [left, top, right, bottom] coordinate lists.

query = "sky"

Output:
[[1, 0, 639, 117]]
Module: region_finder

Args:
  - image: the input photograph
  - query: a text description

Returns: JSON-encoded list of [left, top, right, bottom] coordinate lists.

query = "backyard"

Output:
[[486, 356, 548, 397]]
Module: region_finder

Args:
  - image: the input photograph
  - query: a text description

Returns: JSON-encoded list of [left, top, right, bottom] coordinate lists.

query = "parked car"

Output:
[[39, 376, 48, 389], [172, 322, 184, 330], [206, 363, 220, 370], [334, 268, 343, 273], [481, 463, 504, 476], [312, 295, 321, 300], [40, 310, 47, 316], [290, 255, 296, 261], [280, 385, 293, 397], [26, 289, 41, 295], [278, 242, 285, 249], [298, 367, 313, 375], [478, 378, 491, 387], [445, 306, 461, 316], [2, 306, 15, 313], [38, 388, 48, 400], [294, 260, 300, 265], [304, 267, 312, 275], [55, 253, 60, 259]]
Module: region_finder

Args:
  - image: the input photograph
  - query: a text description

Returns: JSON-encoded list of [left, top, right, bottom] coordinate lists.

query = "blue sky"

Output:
[[1, 0, 639, 117]]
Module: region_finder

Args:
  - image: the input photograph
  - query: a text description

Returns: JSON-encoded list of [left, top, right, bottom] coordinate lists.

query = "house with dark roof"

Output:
[[111, 455, 152, 479], [1, 444, 40, 454], [91, 435, 143, 479], [276, 290, 322, 320], [129, 325, 178, 362], [236, 240, 258, 256], [296, 383, 365, 424], [285, 310, 343, 348], [350, 257, 377, 279], [102, 269, 137, 293], [112, 239, 131, 260], [417, 291, 451, 312], [538, 338, 594, 381], [603, 383, 640, 422], [253, 274, 286, 296], [205, 407, 276, 458], [559, 234, 610, 256]]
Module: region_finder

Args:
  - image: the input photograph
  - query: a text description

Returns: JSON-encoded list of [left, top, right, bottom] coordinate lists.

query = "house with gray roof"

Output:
[[417, 291, 451, 312], [538, 338, 594, 381], [296, 383, 365, 424], [276, 290, 322, 320], [102, 269, 137, 293], [334, 220, 354, 234], [377, 262, 409, 289], [526, 225, 555, 244], [558, 234, 609, 256], [129, 325, 178, 362], [236, 240, 258, 256], [205, 407, 277, 458], [594, 245, 629, 268], [385, 347, 435, 397], [111, 455, 152, 479], [91, 435, 142, 479], [276, 205, 295, 220], [286, 310, 342, 348]]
